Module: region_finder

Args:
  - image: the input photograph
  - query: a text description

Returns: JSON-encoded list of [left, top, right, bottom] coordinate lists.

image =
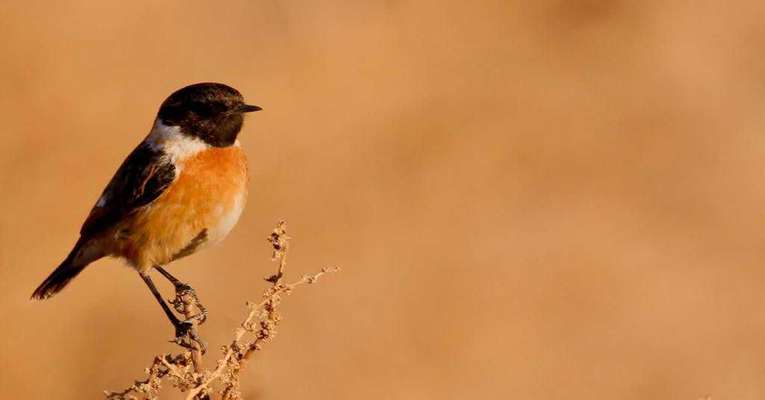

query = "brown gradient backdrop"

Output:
[[2, 1, 765, 399]]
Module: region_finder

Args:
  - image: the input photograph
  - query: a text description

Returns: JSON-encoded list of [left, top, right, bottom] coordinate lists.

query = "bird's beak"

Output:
[[237, 104, 262, 113]]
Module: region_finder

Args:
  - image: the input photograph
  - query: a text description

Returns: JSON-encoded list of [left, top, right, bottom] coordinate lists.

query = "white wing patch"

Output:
[[95, 194, 108, 207], [146, 119, 209, 170]]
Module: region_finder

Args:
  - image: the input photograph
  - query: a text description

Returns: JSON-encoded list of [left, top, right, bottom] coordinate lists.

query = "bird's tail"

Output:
[[31, 238, 101, 300]]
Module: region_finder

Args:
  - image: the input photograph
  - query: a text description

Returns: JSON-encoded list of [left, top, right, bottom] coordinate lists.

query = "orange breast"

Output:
[[113, 145, 248, 272]]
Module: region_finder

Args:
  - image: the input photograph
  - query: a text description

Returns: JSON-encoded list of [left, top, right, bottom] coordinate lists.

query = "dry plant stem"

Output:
[[104, 354, 191, 400], [185, 221, 336, 399], [265, 221, 289, 284], [103, 356, 167, 400], [185, 267, 337, 400], [105, 221, 339, 400]]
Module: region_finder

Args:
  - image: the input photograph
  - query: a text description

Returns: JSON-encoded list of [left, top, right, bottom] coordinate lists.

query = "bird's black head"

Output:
[[157, 82, 261, 147]]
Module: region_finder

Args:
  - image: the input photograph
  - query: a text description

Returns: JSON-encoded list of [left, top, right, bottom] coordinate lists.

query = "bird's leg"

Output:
[[155, 266, 207, 325], [140, 272, 197, 349]]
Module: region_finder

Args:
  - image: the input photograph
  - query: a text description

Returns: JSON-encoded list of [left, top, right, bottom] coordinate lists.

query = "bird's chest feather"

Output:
[[171, 146, 248, 242], [121, 145, 248, 269]]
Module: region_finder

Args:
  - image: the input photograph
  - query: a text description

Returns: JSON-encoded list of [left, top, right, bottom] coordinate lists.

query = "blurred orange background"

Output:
[[3, 1, 765, 398]]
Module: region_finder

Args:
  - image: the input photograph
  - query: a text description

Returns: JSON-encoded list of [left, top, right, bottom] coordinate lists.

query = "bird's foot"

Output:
[[172, 320, 207, 354], [167, 282, 208, 353], [170, 282, 208, 325]]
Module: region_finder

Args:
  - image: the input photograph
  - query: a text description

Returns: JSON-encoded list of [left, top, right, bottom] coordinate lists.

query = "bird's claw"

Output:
[[168, 282, 208, 353], [172, 320, 207, 354], [170, 283, 208, 325], [174, 320, 193, 339]]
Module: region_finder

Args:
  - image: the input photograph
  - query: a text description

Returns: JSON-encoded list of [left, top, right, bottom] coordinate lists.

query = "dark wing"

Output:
[[80, 142, 175, 237]]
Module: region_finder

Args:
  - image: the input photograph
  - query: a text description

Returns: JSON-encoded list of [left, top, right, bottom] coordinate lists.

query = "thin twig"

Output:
[[265, 221, 289, 284], [185, 267, 338, 399]]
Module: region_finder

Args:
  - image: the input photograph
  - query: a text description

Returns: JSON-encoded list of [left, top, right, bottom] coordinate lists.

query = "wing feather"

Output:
[[80, 142, 175, 237]]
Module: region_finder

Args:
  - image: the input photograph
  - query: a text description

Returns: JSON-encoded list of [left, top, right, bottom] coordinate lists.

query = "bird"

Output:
[[31, 82, 260, 343]]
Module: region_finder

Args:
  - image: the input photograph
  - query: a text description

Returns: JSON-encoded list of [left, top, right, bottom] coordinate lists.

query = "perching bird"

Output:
[[31, 82, 260, 341]]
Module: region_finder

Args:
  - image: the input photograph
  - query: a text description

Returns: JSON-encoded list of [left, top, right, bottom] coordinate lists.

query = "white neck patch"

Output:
[[146, 119, 209, 165]]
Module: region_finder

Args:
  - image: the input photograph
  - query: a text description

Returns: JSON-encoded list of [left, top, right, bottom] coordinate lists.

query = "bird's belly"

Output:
[[114, 146, 248, 271], [205, 190, 246, 245]]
